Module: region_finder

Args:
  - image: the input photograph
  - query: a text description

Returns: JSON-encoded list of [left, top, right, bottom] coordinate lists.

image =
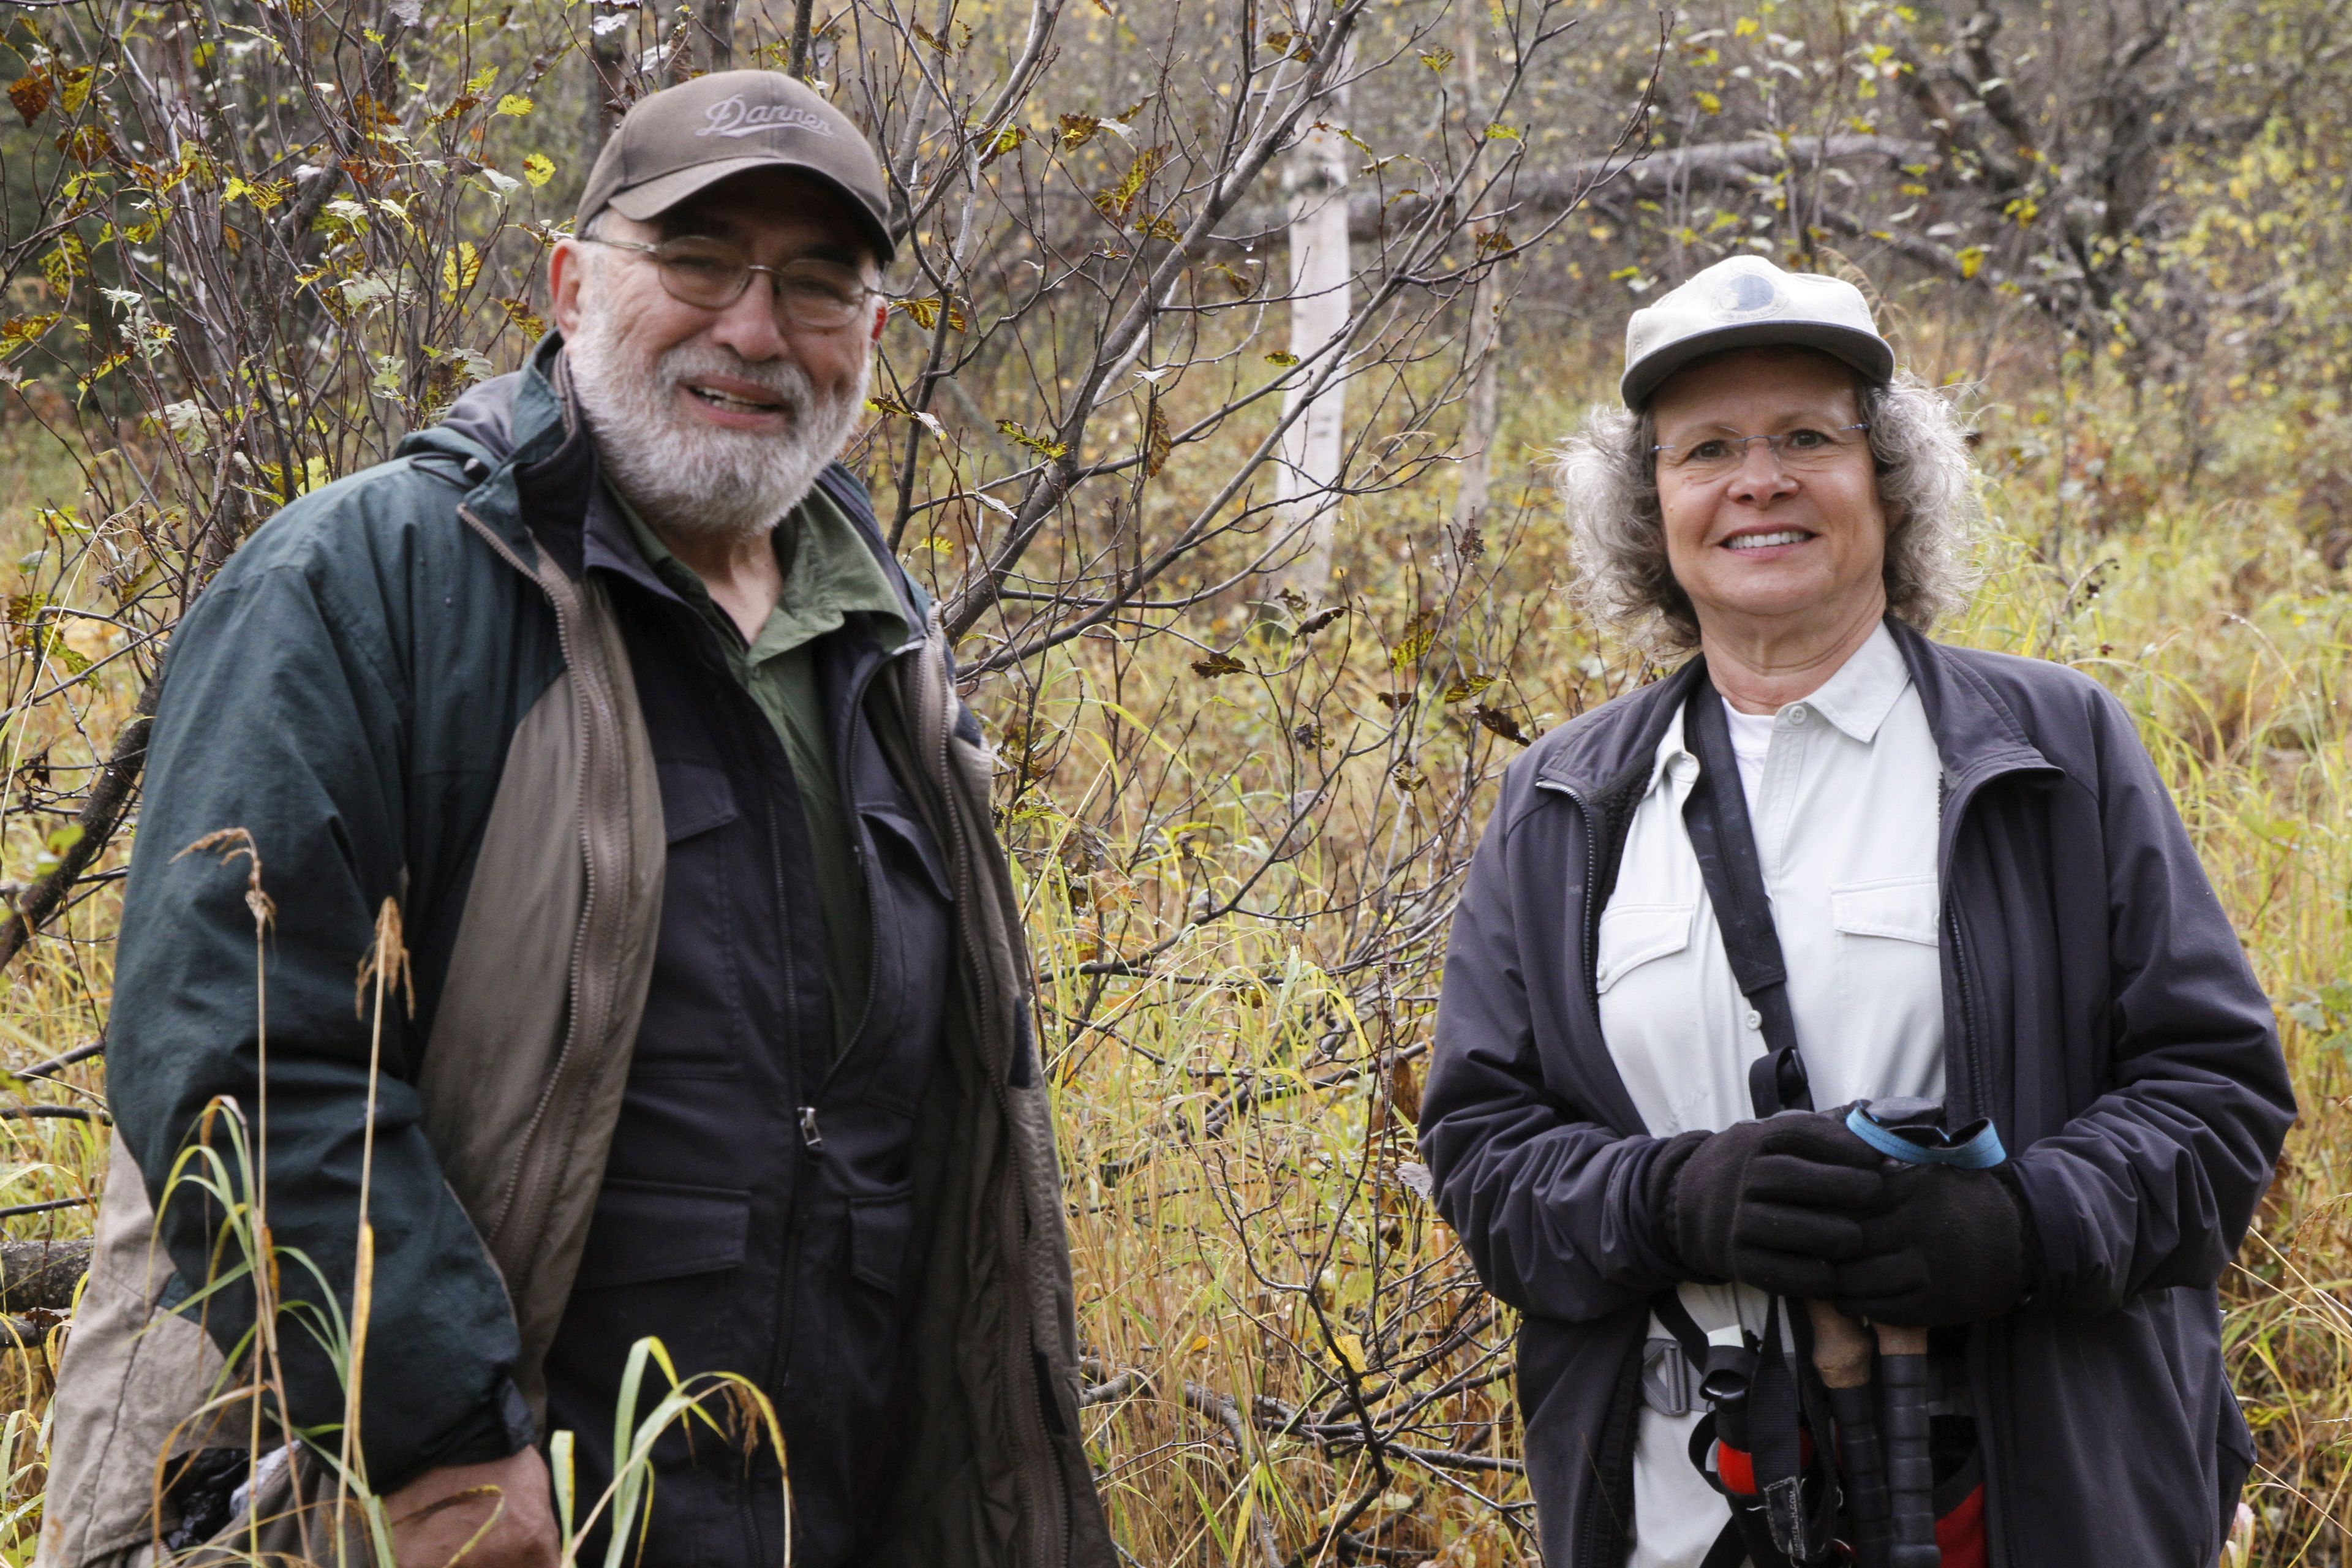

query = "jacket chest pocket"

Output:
[[634, 761, 748, 1078], [1595, 902, 1696, 994]]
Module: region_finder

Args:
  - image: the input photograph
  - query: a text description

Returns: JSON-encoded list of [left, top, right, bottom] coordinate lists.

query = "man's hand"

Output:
[[384, 1448, 560, 1568], [1645, 1109, 1887, 1296]]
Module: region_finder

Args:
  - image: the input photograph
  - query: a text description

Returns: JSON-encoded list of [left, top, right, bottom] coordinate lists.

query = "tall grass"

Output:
[[0, 334, 2347, 1565]]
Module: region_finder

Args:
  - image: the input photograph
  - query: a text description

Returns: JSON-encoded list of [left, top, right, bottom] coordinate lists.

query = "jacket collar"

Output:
[[421, 333, 929, 644], [1636, 622, 1912, 799], [1531, 655, 1703, 799], [1531, 616, 2055, 800], [1881, 617, 2055, 792]]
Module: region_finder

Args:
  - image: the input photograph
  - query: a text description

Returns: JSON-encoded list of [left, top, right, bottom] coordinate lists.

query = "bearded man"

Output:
[[40, 71, 1113, 1568]]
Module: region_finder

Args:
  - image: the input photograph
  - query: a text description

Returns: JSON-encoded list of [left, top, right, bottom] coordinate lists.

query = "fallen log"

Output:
[[1, 1236, 93, 1313]]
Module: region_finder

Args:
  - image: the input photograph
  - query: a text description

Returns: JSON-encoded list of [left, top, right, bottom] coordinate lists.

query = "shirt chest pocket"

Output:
[[1596, 902, 1697, 993], [1829, 875, 1941, 947]]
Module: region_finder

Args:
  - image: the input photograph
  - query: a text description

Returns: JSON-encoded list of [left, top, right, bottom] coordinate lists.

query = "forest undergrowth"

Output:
[[0, 331, 2348, 1566]]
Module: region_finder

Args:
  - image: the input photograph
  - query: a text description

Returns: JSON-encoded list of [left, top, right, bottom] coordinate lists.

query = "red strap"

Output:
[[1711, 1433, 1815, 1501], [1935, 1483, 1987, 1568]]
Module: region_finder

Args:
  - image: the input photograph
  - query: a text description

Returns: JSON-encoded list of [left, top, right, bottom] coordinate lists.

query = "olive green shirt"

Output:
[[617, 486, 907, 1060]]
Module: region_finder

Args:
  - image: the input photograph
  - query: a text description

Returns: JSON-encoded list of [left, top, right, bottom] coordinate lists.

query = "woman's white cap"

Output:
[[1619, 256, 1895, 407]]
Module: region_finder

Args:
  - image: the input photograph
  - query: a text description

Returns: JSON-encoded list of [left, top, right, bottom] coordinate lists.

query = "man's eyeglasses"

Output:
[[582, 235, 883, 332], [1653, 423, 1871, 478]]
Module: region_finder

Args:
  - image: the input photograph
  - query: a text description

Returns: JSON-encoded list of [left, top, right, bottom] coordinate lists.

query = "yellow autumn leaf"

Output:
[[1957, 245, 1986, 281], [442, 241, 481, 300], [1695, 90, 1722, 115], [522, 153, 556, 187], [1332, 1333, 1366, 1373], [494, 94, 533, 118]]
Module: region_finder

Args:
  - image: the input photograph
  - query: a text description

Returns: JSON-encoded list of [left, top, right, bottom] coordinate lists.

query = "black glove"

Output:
[[1831, 1163, 2041, 1325], [1645, 1110, 1888, 1297]]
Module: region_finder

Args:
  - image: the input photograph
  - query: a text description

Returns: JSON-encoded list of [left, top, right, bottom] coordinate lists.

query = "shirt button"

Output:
[[1785, 705, 1810, 727], [1744, 1008, 1762, 1030]]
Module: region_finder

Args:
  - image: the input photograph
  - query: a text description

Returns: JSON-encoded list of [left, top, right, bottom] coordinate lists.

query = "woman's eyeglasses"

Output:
[[582, 235, 883, 331], [1653, 423, 1871, 478]]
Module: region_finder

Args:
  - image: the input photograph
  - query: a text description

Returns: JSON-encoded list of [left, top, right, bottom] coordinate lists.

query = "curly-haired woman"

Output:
[[1419, 256, 2291, 1568]]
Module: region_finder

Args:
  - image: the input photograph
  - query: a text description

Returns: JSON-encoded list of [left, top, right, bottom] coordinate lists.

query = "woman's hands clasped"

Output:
[[1644, 1109, 2040, 1325], [1834, 1162, 2038, 1325]]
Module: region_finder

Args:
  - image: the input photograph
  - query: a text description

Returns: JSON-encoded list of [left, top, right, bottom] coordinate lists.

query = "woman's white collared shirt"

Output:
[[1602, 624, 1947, 1568]]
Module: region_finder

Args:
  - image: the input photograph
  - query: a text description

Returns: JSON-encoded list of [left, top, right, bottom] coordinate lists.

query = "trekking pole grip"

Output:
[[1810, 1300, 1891, 1568], [1875, 1322, 1939, 1568]]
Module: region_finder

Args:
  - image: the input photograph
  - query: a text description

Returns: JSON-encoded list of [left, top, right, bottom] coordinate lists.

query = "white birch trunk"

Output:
[[1273, 78, 1352, 603]]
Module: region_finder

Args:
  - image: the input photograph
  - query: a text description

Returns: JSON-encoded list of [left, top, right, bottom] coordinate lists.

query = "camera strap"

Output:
[[1657, 666, 1847, 1566], [1679, 668, 1812, 1117]]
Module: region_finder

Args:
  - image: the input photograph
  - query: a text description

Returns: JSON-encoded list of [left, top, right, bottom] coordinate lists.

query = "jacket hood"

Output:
[[428, 370, 529, 468], [394, 332, 566, 475]]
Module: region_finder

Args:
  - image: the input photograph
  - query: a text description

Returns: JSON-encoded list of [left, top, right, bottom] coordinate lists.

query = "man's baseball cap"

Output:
[[1620, 255, 1894, 407], [576, 70, 894, 262]]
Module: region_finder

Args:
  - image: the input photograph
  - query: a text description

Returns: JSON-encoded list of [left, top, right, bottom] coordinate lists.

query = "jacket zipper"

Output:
[[1532, 778, 1606, 1014], [694, 644, 811, 1436], [1937, 764, 2016, 1568]]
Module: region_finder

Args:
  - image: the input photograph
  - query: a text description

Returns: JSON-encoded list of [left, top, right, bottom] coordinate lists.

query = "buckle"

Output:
[[1640, 1337, 1701, 1416]]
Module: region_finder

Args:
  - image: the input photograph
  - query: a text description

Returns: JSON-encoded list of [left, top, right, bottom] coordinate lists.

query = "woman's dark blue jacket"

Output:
[[1419, 618, 2294, 1567]]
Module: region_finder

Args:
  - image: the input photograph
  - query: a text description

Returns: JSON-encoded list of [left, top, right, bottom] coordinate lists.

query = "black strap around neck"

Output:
[[1680, 668, 1813, 1117]]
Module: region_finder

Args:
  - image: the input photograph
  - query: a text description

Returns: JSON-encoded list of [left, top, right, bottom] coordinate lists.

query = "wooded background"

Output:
[[2, 0, 2351, 1562]]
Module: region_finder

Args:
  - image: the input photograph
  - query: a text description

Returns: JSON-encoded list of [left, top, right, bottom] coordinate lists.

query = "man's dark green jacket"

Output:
[[46, 336, 1112, 1568]]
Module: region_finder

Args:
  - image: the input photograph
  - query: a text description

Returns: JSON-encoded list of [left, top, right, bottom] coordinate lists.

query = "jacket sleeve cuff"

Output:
[[1999, 1159, 2060, 1310], [374, 1377, 539, 1494], [1604, 1131, 1706, 1292], [2003, 1152, 2079, 1316]]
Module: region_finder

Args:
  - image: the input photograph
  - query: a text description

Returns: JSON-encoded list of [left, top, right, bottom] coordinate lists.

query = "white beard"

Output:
[[565, 294, 871, 544]]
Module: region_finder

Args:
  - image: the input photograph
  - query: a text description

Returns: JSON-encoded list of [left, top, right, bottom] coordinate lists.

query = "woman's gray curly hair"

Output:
[[1555, 364, 1981, 655]]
